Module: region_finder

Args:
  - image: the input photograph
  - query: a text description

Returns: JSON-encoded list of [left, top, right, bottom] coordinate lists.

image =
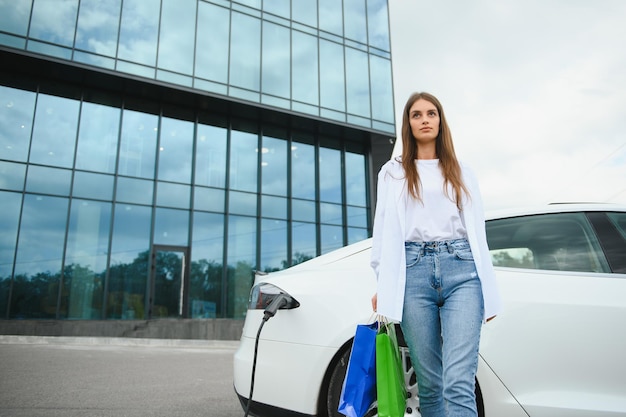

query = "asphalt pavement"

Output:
[[0, 336, 244, 417]]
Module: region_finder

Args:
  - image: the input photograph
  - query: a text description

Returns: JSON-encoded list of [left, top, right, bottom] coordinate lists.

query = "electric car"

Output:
[[233, 203, 626, 417]]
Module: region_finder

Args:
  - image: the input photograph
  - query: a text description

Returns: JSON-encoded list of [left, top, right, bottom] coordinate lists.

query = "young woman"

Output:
[[370, 92, 501, 417]]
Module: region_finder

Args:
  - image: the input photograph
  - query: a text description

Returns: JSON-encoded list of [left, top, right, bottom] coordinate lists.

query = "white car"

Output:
[[233, 203, 626, 417]]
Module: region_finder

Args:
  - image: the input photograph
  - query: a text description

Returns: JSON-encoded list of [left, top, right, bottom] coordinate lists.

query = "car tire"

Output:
[[325, 347, 352, 417]]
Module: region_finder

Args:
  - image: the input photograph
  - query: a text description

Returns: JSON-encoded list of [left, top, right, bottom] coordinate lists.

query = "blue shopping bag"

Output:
[[338, 322, 378, 417]]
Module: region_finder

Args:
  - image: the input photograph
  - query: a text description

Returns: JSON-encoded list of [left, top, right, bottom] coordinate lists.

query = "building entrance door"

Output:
[[149, 245, 189, 318]]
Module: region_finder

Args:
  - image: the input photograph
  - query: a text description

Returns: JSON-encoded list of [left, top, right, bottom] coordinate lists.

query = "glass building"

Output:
[[0, 0, 395, 338]]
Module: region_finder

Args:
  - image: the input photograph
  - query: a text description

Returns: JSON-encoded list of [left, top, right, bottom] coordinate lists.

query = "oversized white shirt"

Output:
[[370, 157, 502, 322]]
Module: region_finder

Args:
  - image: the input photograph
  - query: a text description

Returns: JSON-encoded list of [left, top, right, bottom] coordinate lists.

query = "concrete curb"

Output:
[[0, 335, 240, 349]]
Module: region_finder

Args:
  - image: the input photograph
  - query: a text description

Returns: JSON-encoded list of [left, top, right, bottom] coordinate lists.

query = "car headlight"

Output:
[[248, 282, 300, 311]]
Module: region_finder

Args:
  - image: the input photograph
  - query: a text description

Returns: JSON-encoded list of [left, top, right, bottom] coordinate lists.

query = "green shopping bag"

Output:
[[376, 320, 406, 417]]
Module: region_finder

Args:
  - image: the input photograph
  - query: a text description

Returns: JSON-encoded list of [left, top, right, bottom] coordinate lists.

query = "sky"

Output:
[[387, 0, 626, 211]]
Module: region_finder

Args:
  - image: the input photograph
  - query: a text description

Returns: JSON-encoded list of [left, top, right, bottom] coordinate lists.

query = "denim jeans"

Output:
[[400, 239, 484, 417]]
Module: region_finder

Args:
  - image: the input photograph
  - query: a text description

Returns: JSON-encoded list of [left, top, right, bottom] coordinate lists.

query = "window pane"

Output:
[[29, 0, 78, 47], [292, 199, 315, 223], [229, 12, 261, 91], [157, 116, 193, 183], [0, 85, 36, 163], [320, 202, 342, 225], [347, 205, 367, 228], [319, 146, 342, 203], [292, 31, 318, 106], [348, 227, 368, 244], [158, 0, 195, 75], [76, 101, 120, 173], [261, 134, 287, 196], [227, 215, 256, 318], [196, 2, 230, 83], [229, 191, 257, 217], [370, 55, 394, 123], [345, 152, 366, 206], [118, 0, 160, 67], [62, 199, 111, 319], [367, 0, 390, 51], [262, 195, 287, 219], [344, 0, 366, 43], [292, 0, 317, 27], [12, 194, 69, 318], [319, 0, 342, 35], [25, 165, 72, 196], [194, 186, 224, 213], [73, 171, 114, 200], [291, 140, 315, 200], [156, 182, 191, 209], [195, 124, 227, 188], [607, 212, 626, 240], [118, 109, 158, 179], [292, 221, 316, 264], [0, 191, 21, 290], [115, 177, 153, 205], [0, 161, 26, 191], [190, 211, 224, 318], [30, 94, 79, 168], [108, 203, 151, 319], [320, 40, 345, 112], [229, 129, 258, 192], [345, 47, 370, 118], [75, 0, 121, 56], [263, 0, 289, 18], [261, 218, 287, 272], [262, 21, 290, 98], [321, 224, 343, 254], [154, 207, 189, 246], [0, 0, 32, 36]]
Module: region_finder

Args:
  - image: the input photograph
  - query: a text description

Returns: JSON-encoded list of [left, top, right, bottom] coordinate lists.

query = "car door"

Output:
[[480, 210, 626, 417]]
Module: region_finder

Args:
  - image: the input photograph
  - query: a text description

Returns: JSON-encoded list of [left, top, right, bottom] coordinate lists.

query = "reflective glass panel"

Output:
[[319, 146, 342, 203], [262, 195, 287, 219], [370, 56, 394, 123], [261, 134, 287, 196], [195, 123, 227, 188], [118, 0, 160, 67], [62, 199, 111, 319], [158, 0, 195, 75], [261, 218, 287, 272], [12, 194, 69, 318], [319, 0, 343, 36], [320, 202, 342, 225], [292, 31, 318, 106], [229, 128, 258, 192], [107, 203, 151, 319], [0, 85, 36, 163], [344, 0, 367, 43], [292, 0, 317, 27], [75, 0, 121, 57], [290, 140, 315, 200], [367, 0, 391, 51], [263, 0, 289, 18], [156, 181, 191, 209], [0, 161, 26, 191], [118, 109, 158, 179], [157, 116, 193, 183], [292, 199, 316, 223], [347, 205, 367, 228], [262, 21, 290, 99], [115, 177, 154, 205], [25, 165, 72, 196], [345, 152, 366, 206], [292, 221, 316, 263], [154, 207, 189, 246], [72, 171, 114, 201], [320, 40, 345, 112], [229, 12, 261, 91], [29, 0, 78, 47], [196, 2, 230, 84], [190, 211, 224, 318], [0, 0, 32, 36], [348, 227, 368, 244], [321, 224, 343, 254], [0, 191, 21, 287], [227, 215, 256, 318], [345, 47, 371, 118], [193, 186, 225, 213], [76, 101, 120, 173], [30, 94, 79, 168], [229, 191, 257, 217]]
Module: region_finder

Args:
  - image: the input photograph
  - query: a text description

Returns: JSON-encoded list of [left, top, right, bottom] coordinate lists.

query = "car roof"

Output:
[[485, 202, 626, 221]]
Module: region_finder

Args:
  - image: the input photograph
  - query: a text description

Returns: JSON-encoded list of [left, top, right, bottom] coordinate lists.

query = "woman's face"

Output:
[[408, 98, 440, 145]]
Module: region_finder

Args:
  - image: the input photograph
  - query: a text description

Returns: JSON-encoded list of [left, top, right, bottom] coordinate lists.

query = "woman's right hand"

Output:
[[371, 293, 377, 312]]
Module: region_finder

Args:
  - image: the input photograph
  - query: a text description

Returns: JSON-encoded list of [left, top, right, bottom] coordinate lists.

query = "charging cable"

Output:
[[244, 293, 293, 417]]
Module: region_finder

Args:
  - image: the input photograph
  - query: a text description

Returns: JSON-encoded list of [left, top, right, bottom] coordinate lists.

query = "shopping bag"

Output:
[[376, 320, 406, 417], [338, 321, 378, 417]]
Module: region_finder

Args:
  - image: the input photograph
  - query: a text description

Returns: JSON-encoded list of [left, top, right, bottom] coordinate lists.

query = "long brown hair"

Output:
[[401, 92, 469, 210]]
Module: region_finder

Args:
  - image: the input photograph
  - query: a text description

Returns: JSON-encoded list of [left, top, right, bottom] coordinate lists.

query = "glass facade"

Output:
[[0, 0, 394, 325]]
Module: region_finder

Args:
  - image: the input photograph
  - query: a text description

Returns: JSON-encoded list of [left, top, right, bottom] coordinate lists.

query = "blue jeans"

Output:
[[400, 239, 484, 417]]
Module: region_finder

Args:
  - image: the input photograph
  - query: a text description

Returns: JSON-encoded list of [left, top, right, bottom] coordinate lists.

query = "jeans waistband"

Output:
[[405, 238, 468, 253]]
